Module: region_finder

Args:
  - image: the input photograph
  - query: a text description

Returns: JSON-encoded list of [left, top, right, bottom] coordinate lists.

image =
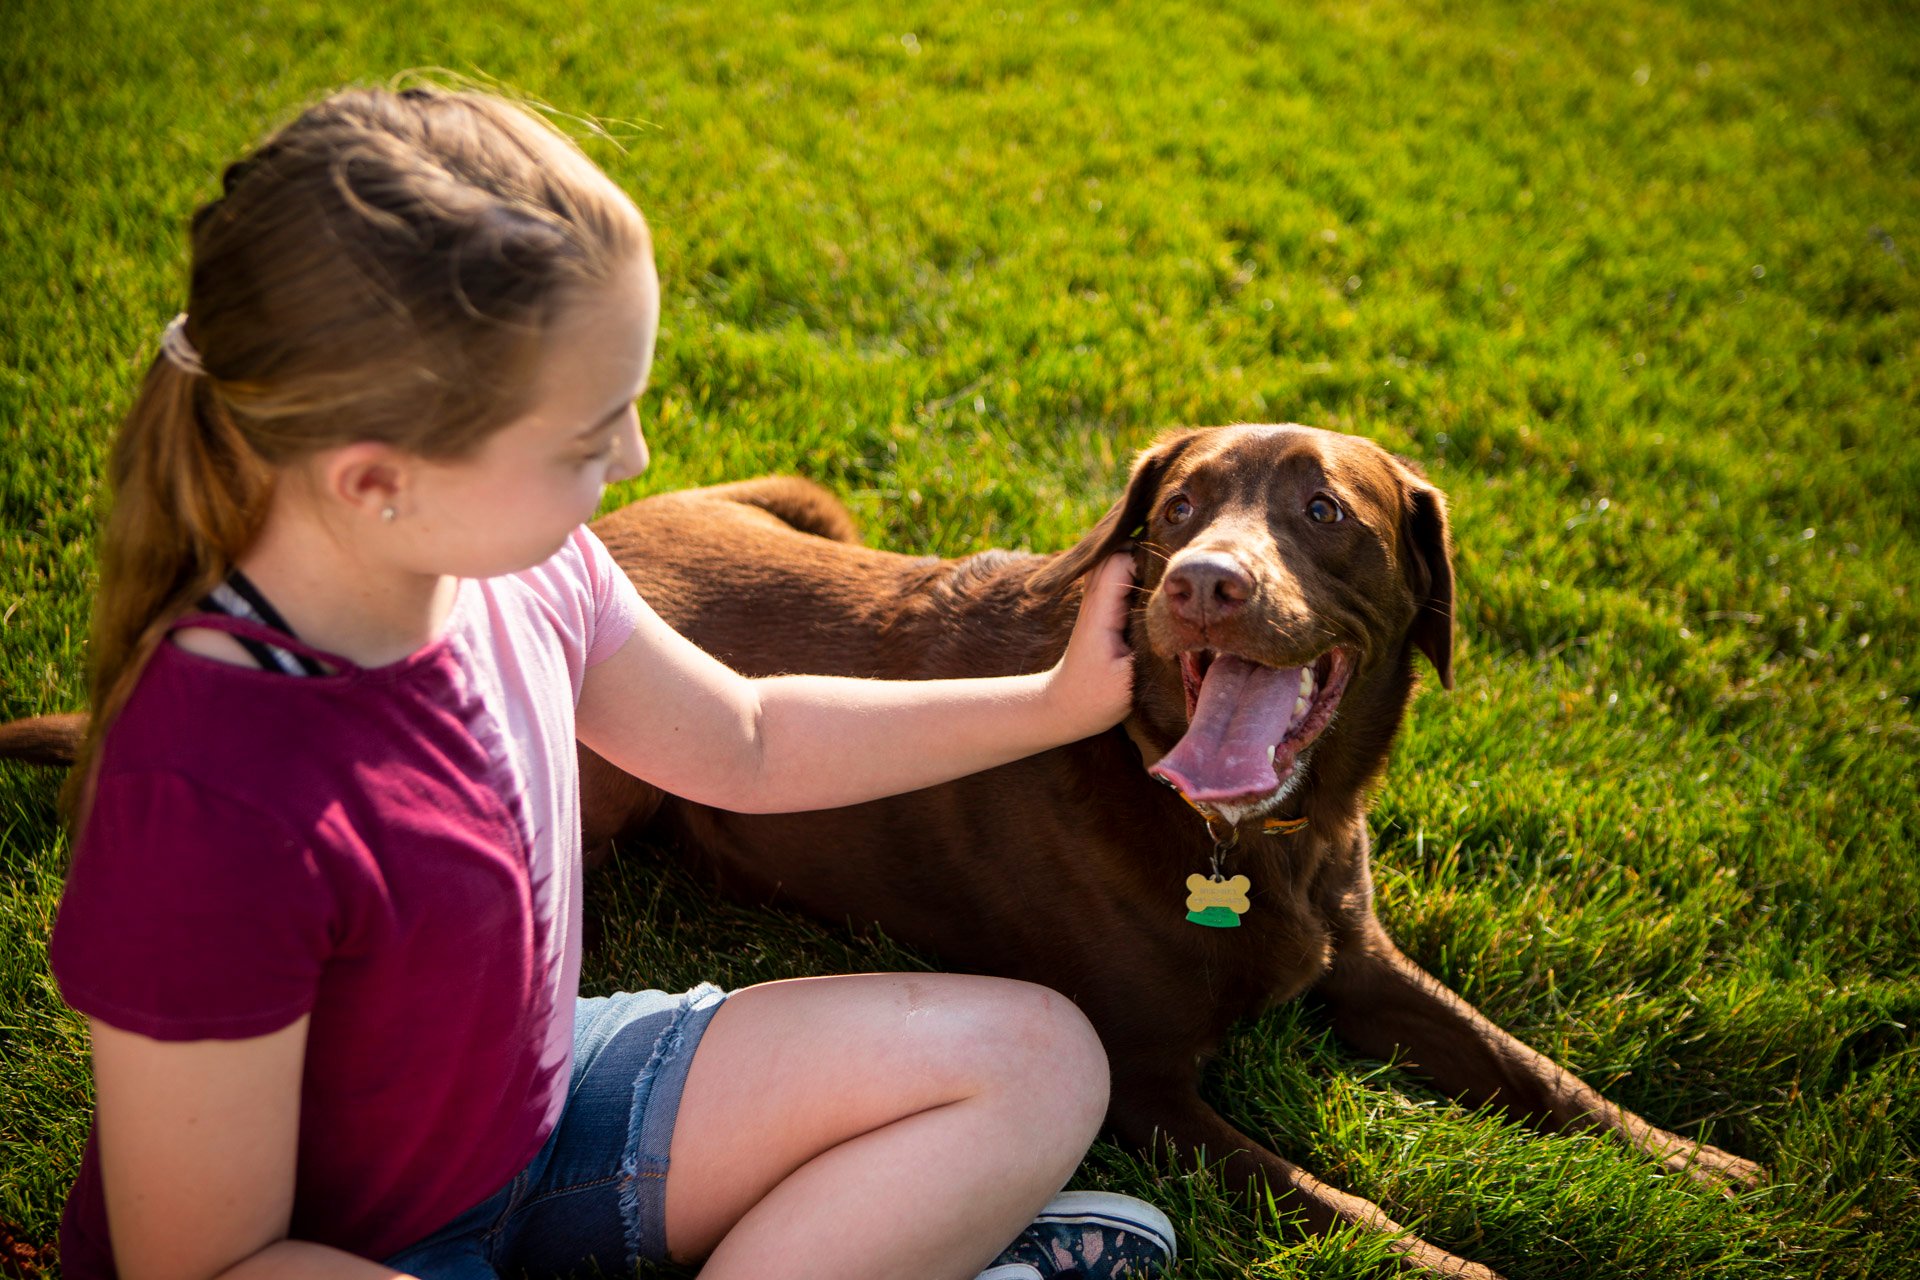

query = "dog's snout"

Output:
[[1163, 552, 1253, 623]]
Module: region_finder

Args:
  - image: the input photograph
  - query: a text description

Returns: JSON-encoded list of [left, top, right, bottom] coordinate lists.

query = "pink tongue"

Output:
[[1150, 657, 1304, 802]]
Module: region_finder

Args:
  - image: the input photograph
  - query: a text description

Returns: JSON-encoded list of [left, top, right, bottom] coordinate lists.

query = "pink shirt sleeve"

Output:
[[577, 524, 644, 669], [509, 525, 643, 680], [50, 771, 338, 1041]]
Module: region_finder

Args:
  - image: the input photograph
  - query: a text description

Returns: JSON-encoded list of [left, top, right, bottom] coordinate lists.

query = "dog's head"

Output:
[[1034, 424, 1453, 824]]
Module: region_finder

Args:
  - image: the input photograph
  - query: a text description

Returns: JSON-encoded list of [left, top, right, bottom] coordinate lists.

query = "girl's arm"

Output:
[[576, 553, 1136, 814], [90, 1017, 415, 1280]]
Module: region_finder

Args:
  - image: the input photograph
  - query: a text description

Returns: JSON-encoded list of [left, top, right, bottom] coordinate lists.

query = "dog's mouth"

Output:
[[1148, 647, 1354, 808]]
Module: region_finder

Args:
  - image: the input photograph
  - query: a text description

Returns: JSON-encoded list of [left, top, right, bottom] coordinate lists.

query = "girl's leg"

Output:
[[664, 971, 1110, 1280]]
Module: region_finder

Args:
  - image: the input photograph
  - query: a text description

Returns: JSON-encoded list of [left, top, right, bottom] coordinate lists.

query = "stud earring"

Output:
[[381, 506, 397, 522]]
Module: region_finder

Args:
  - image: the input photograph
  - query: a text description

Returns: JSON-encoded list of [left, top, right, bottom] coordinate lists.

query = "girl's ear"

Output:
[[320, 441, 409, 522], [1394, 458, 1455, 690], [1028, 428, 1207, 598]]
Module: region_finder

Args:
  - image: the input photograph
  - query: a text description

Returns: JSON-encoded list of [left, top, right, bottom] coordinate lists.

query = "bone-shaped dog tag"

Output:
[[1185, 873, 1250, 928]]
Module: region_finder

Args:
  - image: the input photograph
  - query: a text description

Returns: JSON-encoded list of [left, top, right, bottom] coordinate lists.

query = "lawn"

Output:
[[3, 0, 1917, 1276]]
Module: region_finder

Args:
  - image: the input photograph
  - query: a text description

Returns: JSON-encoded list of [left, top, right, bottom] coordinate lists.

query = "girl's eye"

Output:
[[1163, 495, 1194, 525], [1306, 493, 1345, 524]]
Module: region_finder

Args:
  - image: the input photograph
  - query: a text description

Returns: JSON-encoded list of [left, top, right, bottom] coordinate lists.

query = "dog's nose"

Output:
[[1163, 552, 1253, 623]]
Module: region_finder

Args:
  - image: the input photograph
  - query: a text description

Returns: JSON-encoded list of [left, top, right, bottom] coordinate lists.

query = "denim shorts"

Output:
[[384, 984, 730, 1279]]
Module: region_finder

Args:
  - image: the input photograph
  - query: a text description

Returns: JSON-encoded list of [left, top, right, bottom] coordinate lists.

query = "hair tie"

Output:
[[159, 313, 207, 377]]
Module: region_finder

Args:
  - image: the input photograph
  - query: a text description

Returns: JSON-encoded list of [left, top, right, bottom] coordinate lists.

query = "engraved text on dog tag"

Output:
[[1185, 873, 1250, 928]]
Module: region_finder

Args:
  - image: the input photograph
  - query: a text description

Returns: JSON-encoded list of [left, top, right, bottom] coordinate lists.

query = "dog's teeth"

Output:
[[1293, 694, 1309, 718], [1301, 669, 1316, 698], [1267, 743, 1276, 764]]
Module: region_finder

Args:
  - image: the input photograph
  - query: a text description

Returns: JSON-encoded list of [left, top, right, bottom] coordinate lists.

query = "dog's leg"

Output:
[[1108, 1074, 1503, 1279], [1318, 919, 1763, 1188]]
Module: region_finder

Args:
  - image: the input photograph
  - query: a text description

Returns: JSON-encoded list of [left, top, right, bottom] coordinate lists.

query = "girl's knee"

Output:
[[973, 977, 1110, 1134]]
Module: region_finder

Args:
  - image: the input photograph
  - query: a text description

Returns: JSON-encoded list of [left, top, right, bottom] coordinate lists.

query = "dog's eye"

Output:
[[1306, 494, 1345, 524], [1163, 496, 1194, 525]]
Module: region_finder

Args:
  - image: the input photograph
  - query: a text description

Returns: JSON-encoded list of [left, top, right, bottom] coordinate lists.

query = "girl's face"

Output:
[[393, 253, 659, 580]]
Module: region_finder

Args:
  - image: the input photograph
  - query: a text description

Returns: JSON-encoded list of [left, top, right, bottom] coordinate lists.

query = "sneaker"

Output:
[[975, 1190, 1177, 1279]]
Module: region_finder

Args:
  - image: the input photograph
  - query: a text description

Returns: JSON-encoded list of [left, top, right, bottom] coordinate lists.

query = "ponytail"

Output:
[[60, 346, 273, 831]]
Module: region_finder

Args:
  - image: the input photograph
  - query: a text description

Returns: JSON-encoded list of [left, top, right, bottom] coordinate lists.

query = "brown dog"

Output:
[[579, 424, 1761, 1277], [2, 424, 1759, 1276]]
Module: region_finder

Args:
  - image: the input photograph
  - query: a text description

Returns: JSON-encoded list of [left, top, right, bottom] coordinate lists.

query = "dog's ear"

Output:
[[1396, 460, 1455, 690], [1029, 429, 1205, 598]]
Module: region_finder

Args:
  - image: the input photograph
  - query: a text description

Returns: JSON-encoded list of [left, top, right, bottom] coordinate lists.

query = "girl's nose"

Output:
[[607, 412, 649, 482]]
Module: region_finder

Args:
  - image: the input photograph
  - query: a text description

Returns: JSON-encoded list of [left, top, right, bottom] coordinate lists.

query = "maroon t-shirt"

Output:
[[49, 528, 643, 1273]]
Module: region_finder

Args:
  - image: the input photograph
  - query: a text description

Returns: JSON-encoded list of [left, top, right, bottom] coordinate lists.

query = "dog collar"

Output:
[[1178, 802, 1307, 928]]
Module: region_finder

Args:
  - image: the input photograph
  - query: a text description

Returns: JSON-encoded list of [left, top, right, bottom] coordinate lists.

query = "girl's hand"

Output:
[[1042, 552, 1138, 739]]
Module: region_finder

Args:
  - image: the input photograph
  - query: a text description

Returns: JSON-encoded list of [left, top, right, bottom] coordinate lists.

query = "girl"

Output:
[[48, 86, 1175, 1280]]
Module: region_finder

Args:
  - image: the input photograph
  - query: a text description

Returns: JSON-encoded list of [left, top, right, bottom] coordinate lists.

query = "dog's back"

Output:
[[591, 478, 1077, 682]]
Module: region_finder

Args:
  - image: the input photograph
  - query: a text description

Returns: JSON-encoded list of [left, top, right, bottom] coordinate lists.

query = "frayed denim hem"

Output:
[[617, 982, 729, 1265]]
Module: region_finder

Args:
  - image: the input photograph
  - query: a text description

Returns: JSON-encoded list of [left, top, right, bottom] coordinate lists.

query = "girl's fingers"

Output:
[[1084, 551, 1137, 649], [1048, 551, 1137, 735]]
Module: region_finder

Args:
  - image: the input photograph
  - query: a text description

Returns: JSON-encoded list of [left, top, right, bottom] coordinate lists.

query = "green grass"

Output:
[[3, 0, 1917, 1275]]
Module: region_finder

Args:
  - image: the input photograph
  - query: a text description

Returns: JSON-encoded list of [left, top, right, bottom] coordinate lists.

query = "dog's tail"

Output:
[[704, 476, 863, 546], [0, 713, 86, 767]]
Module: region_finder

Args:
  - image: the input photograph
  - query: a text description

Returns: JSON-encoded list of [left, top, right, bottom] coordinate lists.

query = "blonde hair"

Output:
[[64, 84, 649, 828]]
